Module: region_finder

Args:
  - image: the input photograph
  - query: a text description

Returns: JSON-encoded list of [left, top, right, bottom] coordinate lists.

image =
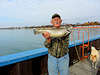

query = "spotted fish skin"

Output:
[[33, 25, 73, 38]]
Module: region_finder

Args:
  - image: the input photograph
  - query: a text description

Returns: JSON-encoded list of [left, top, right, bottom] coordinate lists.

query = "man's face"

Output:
[[51, 17, 62, 28]]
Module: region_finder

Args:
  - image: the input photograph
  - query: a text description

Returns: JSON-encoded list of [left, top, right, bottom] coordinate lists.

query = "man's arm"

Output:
[[42, 32, 52, 48], [66, 25, 73, 33], [44, 38, 52, 48], [63, 25, 73, 47], [63, 33, 70, 47]]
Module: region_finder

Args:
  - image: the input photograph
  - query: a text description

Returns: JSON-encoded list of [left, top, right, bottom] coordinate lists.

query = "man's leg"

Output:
[[59, 53, 69, 75], [48, 54, 58, 75]]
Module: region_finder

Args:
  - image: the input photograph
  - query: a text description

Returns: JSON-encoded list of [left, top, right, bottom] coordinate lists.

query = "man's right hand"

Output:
[[42, 32, 50, 39], [42, 32, 51, 43]]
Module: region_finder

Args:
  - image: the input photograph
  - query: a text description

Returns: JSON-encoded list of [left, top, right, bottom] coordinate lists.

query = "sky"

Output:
[[0, 0, 100, 27]]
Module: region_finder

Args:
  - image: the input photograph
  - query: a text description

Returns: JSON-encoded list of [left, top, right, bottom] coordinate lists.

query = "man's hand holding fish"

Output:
[[42, 32, 51, 43]]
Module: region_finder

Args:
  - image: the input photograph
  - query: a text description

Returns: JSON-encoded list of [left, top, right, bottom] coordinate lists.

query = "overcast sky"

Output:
[[0, 0, 100, 27]]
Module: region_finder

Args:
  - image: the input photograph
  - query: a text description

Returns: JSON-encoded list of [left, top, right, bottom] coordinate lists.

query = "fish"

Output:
[[33, 25, 73, 38]]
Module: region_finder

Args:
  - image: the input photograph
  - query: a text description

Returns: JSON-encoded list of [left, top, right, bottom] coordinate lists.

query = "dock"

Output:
[[70, 59, 98, 75]]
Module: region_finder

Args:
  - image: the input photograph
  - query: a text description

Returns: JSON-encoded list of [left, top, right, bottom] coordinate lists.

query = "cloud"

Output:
[[0, 0, 100, 26]]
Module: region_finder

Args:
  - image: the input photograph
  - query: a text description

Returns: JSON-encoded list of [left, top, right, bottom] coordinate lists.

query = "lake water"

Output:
[[0, 26, 100, 56], [0, 29, 45, 56]]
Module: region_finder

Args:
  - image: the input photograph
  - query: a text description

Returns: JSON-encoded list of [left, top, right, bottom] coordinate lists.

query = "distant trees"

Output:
[[83, 21, 100, 25]]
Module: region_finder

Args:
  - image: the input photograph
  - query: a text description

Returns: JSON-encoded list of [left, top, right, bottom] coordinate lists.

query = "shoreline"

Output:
[[0, 24, 100, 30]]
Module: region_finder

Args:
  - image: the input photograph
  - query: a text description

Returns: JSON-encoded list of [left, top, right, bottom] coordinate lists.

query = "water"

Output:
[[0, 29, 45, 56], [0, 27, 100, 56]]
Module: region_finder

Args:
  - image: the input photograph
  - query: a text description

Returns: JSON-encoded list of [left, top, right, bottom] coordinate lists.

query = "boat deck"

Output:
[[70, 59, 99, 75]]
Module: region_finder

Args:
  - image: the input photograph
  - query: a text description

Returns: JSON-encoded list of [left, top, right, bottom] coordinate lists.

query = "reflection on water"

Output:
[[0, 27, 100, 56]]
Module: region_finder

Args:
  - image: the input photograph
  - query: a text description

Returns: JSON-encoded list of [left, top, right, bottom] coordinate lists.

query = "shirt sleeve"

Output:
[[63, 25, 73, 47], [44, 39, 52, 48], [63, 33, 70, 47]]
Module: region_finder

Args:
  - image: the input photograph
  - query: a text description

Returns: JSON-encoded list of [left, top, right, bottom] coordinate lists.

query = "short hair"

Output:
[[52, 13, 61, 19]]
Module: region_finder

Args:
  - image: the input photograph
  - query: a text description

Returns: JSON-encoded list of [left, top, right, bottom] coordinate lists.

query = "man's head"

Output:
[[51, 13, 62, 28]]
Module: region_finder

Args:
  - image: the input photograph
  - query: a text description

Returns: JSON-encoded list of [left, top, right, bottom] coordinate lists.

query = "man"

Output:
[[42, 13, 72, 75]]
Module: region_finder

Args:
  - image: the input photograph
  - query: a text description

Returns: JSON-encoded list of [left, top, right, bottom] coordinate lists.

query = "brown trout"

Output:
[[33, 25, 73, 38]]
